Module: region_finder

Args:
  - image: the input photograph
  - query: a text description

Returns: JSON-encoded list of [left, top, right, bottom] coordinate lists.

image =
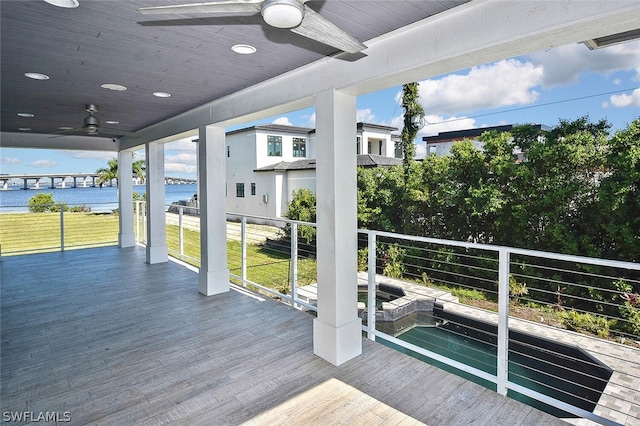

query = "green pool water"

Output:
[[381, 317, 612, 418]]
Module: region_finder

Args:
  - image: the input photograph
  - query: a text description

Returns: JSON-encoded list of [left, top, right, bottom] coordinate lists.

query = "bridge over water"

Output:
[[0, 174, 196, 190]]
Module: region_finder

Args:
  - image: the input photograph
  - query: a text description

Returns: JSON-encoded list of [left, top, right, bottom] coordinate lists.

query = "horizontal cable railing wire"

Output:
[[358, 228, 640, 425], [130, 207, 640, 425], [1, 203, 119, 255], [222, 213, 317, 310]]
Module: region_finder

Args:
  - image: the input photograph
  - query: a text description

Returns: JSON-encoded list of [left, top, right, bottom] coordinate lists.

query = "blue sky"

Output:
[[2, 40, 639, 179]]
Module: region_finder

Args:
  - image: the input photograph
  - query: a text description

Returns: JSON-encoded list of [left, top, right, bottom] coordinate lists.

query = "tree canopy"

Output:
[[356, 116, 639, 263], [96, 156, 146, 188]]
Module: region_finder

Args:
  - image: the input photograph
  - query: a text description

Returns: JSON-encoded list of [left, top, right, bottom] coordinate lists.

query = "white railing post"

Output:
[[178, 206, 184, 260], [135, 201, 140, 243], [143, 202, 147, 244], [367, 230, 377, 341], [497, 248, 510, 396], [241, 215, 247, 287], [60, 205, 65, 252], [291, 222, 298, 308]]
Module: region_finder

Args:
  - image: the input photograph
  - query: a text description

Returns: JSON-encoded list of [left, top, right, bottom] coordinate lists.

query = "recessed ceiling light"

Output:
[[231, 44, 257, 54], [153, 92, 171, 98], [58, 126, 75, 130], [106, 120, 120, 125], [101, 83, 127, 91], [25, 72, 50, 80], [18, 128, 32, 131], [43, 0, 79, 8], [18, 113, 35, 117]]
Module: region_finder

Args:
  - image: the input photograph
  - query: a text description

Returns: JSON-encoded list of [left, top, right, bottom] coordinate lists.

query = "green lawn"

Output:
[[166, 224, 317, 294], [0, 213, 317, 295], [0, 212, 119, 254]]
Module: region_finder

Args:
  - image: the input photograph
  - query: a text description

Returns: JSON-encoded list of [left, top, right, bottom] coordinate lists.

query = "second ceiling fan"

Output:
[[138, 0, 367, 54]]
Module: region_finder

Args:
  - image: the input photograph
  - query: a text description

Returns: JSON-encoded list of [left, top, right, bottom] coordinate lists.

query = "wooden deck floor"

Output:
[[1, 246, 568, 425]]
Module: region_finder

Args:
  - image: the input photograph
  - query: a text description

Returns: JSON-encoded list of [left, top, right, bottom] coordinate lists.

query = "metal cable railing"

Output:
[[358, 229, 640, 425], [0, 202, 119, 255], [6, 203, 637, 425]]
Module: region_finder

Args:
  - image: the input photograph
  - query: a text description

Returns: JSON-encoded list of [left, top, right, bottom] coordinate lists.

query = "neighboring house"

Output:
[[226, 123, 399, 222], [422, 124, 551, 159]]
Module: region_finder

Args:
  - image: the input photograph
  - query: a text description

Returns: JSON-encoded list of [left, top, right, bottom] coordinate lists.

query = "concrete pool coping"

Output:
[[297, 272, 640, 425]]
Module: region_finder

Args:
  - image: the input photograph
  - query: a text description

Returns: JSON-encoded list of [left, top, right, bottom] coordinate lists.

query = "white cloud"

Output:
[[165, 153, 196, 164], [165, 152, 197, 175], [272, 116, 293, 126], [30, 160, 57, 168], [357, 108, 377, 123], [165, 163, 197, 174], [166, 138, 197, 152], [65, 151, 115, 161], [528, 40, 640, 87], [391, 114, 478, 159], [420, 115, 478, 137], [603, 88, 640, 108], [306, 112, 316, 127], [417, 59, 543, 116], [1, 157, 20, 164], [391, 114, 477, 137]]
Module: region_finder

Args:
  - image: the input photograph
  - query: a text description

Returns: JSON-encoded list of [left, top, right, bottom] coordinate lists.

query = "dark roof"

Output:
[[227, 124, 314, 137], [255, 159, 317, 172], [308, 122, 398, 135], [422, 124, 550, 142], [255, 154, 401, 172], [357, 154, 403, 167], [356, 122, 399, 132]]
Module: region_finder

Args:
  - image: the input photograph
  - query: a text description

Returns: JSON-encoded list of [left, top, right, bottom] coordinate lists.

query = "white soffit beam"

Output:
[[1, 132, 118, 151], [122, 0, 640, 149]]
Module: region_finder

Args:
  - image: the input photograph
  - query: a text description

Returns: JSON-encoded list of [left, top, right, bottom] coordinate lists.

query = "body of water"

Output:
[[0, 184, 197, 212]]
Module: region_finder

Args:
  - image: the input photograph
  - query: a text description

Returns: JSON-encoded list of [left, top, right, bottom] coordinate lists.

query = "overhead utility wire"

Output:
[[422, 86, 640, 127]]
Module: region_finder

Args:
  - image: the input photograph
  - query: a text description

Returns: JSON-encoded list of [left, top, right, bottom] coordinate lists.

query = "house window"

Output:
[[236, 183, 245, 198], [429, 145, 437, 156], [268, 135, 282, 156], [251, 183, 256, 196], [293, 137, 306, 157], [356, 136, 361, 155], [367, 140, 372, 154], [394, 140, 402, 158]]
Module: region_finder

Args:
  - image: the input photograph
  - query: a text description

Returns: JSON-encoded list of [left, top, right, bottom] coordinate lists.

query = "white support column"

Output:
[[145, 141, 168, 264], [198, 125, 230, 296], [313, 89, 362, 366], [118, 150, 136, 248]]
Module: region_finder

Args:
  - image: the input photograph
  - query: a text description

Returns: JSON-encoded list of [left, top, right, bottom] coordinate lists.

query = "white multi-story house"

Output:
[[422, 124, 550, 158], [225, 123, 400, 221]]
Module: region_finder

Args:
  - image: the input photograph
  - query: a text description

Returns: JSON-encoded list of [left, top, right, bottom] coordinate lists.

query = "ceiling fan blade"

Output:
[[138, 0, 263, 15], [291, 6, 366, 54]]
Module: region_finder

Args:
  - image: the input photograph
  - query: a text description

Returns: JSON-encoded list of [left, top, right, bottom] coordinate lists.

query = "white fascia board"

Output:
[[121, 0, 640, 149]]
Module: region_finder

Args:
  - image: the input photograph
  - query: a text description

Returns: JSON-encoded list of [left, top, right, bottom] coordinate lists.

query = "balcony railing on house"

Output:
[[2, 203, 639, 425]]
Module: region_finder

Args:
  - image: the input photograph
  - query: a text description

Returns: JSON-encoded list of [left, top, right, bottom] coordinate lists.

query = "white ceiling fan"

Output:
[[138, 0, 367, 54]]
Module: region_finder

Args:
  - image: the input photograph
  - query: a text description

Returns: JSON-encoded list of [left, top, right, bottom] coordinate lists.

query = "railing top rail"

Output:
[[226, 212, 316, 228], [359, 228, 640, 271]]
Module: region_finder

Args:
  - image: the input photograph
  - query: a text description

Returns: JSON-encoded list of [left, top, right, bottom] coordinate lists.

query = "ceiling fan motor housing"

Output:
[[261, 0, 304, 28], [84, 112, 100, 133]]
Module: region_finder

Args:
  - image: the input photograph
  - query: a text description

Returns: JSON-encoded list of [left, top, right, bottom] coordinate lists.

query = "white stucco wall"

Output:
[[226, 127, 313, 221]]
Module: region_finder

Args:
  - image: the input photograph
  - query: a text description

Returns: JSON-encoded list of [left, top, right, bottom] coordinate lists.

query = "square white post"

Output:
[[313, 89, 362, 366], [145, 141, 168, 264], [118, 150, 136, 247], [198, 125, 230, 295]]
